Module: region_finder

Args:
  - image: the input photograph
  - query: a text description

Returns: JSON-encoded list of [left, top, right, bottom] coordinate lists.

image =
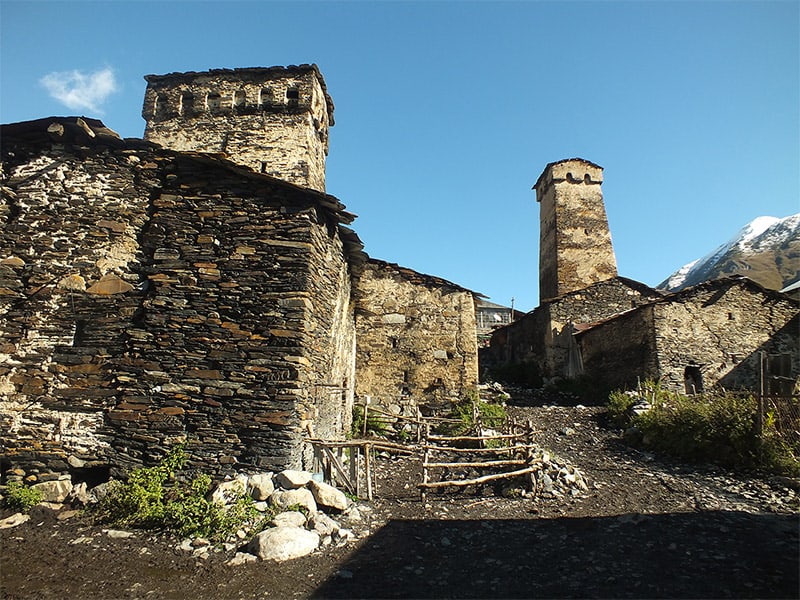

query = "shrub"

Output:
[[2, 481, 43, 512], [351, 403, 390, 437], [436, 389, 507, 437], [609, 385, 799, 475], [93, 445, 258, 540]]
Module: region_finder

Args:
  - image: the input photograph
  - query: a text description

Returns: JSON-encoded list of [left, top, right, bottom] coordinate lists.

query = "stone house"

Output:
[[576, 277, 799, 395], [487, 158, 799, 395], [354, 259, 479, 415], [0, 65, 479, 479]]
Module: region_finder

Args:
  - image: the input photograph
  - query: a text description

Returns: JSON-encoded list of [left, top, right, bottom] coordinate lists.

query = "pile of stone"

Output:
[[206, 469, 360, 564], [532, 450, 589, 499], [1, 467, 362, 563]]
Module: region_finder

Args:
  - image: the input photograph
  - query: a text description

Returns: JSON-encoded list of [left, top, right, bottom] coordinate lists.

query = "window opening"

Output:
[[206, 92, 222, 111], [233, 90, 246, 108], [286, 88, 300, 101], [684, 364, 704, 395], [179, 92, 194, 116]]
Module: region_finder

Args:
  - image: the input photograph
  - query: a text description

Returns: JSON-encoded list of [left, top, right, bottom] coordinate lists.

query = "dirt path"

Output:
[[2, 402, 798, 599]]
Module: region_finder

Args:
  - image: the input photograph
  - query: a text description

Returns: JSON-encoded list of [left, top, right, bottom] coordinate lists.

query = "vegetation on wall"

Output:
[[436, 389, 508, 437], [608, 381, 799, 476]]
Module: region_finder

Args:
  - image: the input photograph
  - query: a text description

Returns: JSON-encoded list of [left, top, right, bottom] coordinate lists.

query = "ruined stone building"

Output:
[[486, 158, 799, 395], [0, 65, 479, 479]]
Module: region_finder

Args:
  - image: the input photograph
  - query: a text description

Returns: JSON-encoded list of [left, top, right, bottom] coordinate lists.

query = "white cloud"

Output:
[[40, 67, 118, 114]]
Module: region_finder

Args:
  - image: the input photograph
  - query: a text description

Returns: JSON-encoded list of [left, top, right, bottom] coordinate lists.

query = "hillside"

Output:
[[659, 214, 800, 292]]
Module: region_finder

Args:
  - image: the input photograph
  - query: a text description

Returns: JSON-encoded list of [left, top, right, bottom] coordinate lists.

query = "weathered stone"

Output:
[[308, 480, 349, 512], [246, 526, 320, 562], [269, 488, 317, 514], [0, 513, 30, 529], [247, 472, 275, 501], [211, 475, 248, 505], [271, 510, 307, 528], [31, 478, 72, 503], [275, 469, 313, 490]]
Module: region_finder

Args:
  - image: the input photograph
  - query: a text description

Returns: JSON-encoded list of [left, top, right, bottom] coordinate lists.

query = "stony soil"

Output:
[[2, 398, 798, 599]]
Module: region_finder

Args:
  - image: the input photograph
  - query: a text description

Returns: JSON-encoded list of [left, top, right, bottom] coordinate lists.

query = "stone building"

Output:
[[576, 277, 799, 394], [487, 158, 799, 394], [354, 259, 479, 415], [0, 65, 479, 479]]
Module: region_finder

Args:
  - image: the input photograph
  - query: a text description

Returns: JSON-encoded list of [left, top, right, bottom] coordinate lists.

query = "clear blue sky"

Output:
[[2, 1, 798, 311]]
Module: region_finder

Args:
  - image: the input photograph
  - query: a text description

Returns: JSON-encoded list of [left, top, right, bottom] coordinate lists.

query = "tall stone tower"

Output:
[[142, 65, 333, 192], [534, 158, 618, 302]]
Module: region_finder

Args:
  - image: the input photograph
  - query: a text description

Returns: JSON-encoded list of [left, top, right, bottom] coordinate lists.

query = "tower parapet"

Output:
[[142, 65, 333, 192], [534, 158, 618, 302]]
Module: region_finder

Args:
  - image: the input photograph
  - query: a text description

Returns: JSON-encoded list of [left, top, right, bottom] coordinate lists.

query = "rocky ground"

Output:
[[2, 395, 798, 599]]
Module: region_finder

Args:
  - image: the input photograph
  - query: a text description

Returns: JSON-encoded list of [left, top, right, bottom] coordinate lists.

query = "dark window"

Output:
[[684, 364, 704, 395], [286, 88, 300, 100]]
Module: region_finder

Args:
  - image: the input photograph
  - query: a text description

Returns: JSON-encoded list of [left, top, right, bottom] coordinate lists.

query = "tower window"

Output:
[[179, 92, 194, 116], [286, 88, 300, 100], [206, 92, 222, 111], [153, 94, 167, 117], [259, 87, 271, 106], [233, 90, 246, 108]]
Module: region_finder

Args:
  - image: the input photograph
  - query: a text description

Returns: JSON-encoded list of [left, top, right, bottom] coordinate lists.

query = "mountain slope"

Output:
[[658, 214, 800, 292]]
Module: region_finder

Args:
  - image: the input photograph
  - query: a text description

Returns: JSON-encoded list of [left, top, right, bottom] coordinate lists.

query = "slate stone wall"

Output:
[[486, 278, 661, 381], [577, 279, 799, 394], [0, 119, 357, 479], [354, 260, 479, 414], [535, 159, 618, 303]]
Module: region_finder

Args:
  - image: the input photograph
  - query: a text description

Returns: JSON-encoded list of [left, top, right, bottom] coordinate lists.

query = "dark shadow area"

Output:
[[313, 512, 799, 599]]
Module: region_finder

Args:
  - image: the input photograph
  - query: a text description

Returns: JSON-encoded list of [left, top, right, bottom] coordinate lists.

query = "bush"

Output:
[[2, 481, 43, 512], [351, 403, 390, 437], [609, 384, 799, 475], [436, 389, 507, 437], [93, 445, 258, 540]]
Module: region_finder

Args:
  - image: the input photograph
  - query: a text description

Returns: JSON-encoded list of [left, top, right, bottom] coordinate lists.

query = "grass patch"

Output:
[[2, 481, 43, 512]]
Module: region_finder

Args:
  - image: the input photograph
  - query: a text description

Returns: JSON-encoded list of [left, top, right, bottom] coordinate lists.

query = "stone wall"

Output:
[[354, 260, 479, 414], [142, 66, 332, 192], [576, 305, 660, 391], [486, 277, 661, 382], [535, 159, 618, 302], [577, 278, 799, 394], [651, 279, 799, 393], [0, 118, 360, 479]]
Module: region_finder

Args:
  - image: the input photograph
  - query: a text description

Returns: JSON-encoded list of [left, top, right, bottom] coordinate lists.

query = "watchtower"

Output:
[[534, 158, 618, 302], [142, 65, 334, 192]]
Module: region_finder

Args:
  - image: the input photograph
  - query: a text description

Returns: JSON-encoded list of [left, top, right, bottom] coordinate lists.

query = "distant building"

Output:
[[486, 158, 799, 395]]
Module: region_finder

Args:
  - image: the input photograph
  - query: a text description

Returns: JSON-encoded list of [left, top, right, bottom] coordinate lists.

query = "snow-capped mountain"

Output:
[[658, 214, 800, 292]]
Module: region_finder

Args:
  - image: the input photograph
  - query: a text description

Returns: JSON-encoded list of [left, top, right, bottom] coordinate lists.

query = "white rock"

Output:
[[67, 481, 91, 506], [247, 473, 275, 500], [0, 513, 30, 529], [227, 552, 258, 566], [271, 511, 307, 528], [308, 480, 349, 512], [270, 488, 317, 514], [308, 511, 340, 535], [211, 474, 248, 505], [31, 478, 72, 503], [246, 526, 320, 562], [275, 470, 313, 490], [104, 529, 134, 539]]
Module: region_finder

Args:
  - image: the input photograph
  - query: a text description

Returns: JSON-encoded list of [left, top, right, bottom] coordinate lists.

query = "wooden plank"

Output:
[[418, 466, 539, 489], [422, 444, 540, 454], [424, 459, 528, 469], [322, 446, 357, 496], [364, 444, 373, 501], [427, 432, 527, 442]]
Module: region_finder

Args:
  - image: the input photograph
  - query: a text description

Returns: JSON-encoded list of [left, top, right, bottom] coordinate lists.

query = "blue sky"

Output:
[[2, 1, 798, 311]]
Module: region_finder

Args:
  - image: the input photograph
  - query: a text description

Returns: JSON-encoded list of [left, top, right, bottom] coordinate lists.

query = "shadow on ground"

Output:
[[313, 511, 799, 599]]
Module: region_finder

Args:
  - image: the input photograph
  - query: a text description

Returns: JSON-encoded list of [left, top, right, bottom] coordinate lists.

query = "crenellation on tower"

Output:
[[534, 158, 618, 302], [142, 65, 333, 192]]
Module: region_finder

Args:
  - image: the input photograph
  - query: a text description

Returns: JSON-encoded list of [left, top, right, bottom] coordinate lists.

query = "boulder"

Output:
[[246, 526, 320, 562], [247, 473, 275, 500], [271, 511, 307, 528], [31, 478, 72, 503], [0, 513, 30, 529], [275, 469, 313, 490], [308, 480, 349, 512], [308, 511, 340, 536], [269, 488, 317, 514], [67, 481, 91, 506], [211, 474, 248, 505]]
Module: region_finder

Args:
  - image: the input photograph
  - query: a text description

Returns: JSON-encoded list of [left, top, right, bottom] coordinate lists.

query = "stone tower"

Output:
[[534, 158, 618, 302], [142, 65, 333, 192]]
